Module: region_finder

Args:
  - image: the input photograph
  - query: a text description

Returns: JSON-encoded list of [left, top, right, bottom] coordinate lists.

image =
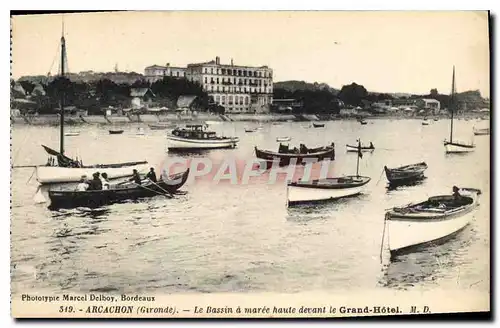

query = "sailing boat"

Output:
[[286, 139, 371, 206], [443, 66, 475, 153], [35, 22, 149, 184]]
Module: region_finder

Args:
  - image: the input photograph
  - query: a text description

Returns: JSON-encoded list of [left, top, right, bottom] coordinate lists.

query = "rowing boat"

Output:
[[255, 143, 335, 167], [48, 169, 190, 209], [384, 162, 428, 185]]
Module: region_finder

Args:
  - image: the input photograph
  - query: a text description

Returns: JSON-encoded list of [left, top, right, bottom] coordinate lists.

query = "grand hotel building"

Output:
[[145, 57, 273, 113]]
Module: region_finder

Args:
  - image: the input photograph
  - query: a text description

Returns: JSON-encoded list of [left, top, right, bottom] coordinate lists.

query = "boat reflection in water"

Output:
[[379, 224, 473, 290]]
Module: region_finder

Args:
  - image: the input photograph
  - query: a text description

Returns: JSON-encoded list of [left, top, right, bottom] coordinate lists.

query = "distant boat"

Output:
[[136, 128, 145, 135], [312, 122, 325, 128], [149, 123, 175, 130], [346, 142, 374, 152], [444, 66, 475, 153], [64, 131, 79, 137], [245, 128, 257, 133], [422, 119, 429, 125], [384, 162, 428, 185], [167, 124, 239, 151], [287, 140, 370, 206], [255, 142, 335, 167], [434, 117, 439, 121], [473, 127, 490, 136], [109, 129, 124, 135], [272, 122, 283, 126], [205, 120, 223, 125], [385, 187, 481, 257], [276, 136, 291, 142], [359, 119, 368, 125]]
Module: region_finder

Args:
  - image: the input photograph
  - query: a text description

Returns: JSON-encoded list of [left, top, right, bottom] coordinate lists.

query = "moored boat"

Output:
[[136, 128, 145, 135], [245, 128, 257, 133], [276, 136, 291, 142], [385, 187, 481, 257], [255, 142, 335, 167], [64, 131, 80, 136], [346, 142, 374, 152], [473, 127, 490, 136], [422, 119, 429, 126], [444, 67, 475, 153], [167, 124, 239, 151], [359, 119, 368, 125], [287, 140, 370, 206], [109, 129, 124, 135], [48, 169, 190, 209], [384, 162, 428, 185], [312, 122, 325, 128]]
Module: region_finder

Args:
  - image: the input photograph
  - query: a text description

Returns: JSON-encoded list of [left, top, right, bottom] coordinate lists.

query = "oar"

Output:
[[145, 179, 174, 197], [26, 168, 36, 185], [379, 212, 389, 263], [375, 167, 385, 186], [134, 183, 173, 199]]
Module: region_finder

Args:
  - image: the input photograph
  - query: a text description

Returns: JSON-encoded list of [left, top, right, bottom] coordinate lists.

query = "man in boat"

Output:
[[101, 172, 111, 190], [369, 142, 374, 149], [88, 172, 103, 191], [76, 177, 89, 191], [145, 167, 157, 183], [452, 186, 466, 205], [129, 169, 142, 185]]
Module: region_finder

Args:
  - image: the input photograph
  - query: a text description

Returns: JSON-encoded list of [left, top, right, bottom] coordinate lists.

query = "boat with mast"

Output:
[[35, 21, 148, 184], [286, 139, 371, 206], [443, 66, 475, 153]]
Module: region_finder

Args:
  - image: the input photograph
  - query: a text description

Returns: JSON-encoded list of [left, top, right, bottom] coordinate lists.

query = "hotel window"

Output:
[[235, 97, 239, 105], [217, 78, 219, 83], [245, 97, 249, 105], [222, 96, 226, 104], [216, 95, 220, 102], [204, 77, 207, 83], [244, 87, 246, 92], [217, 86, 219, 92], [229, 96, 233, 104], [223, 87, 226, 92], [218, 69, 221, 74], [240, 96, 244, 104]]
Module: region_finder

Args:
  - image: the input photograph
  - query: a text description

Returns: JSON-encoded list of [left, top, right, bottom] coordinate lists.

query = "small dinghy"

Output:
[[433, 117, 439, 121], [48, 169, 190, 209], [136, 128, 145, 135], [384, 162, 428, 185], [422, 119, 430, 125], [473, 127, 490, 136], [255, 142, 335, 167], [384, 187, 481, 257], [312, 122, 325, 128], [346, 142, 374, 152], [287, 140, 370, 206], [64, 131, 80, 137], [276, 136, 291, 142], [109, 129, 124, 135], [359, 119, 368, 125], [245, 128, 257, 133]]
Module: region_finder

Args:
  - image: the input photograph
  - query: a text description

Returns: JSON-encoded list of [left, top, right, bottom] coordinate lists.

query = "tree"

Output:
[[338, 83, 368, 106], [430, 88, 438, 96]]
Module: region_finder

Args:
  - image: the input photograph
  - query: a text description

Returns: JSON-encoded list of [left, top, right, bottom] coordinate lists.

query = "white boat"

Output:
[[36, 161, 149, 184], [287, 140, 370, 206], [34, 25, 149, 185], [473, 127, 490, 136], [64, 131, 80, 136], [167, 124, 239, 151], [422, 119, 429, 126], [385, 187, 481, 257], [444, 66, 475, 153], [276, 137, 291, 142], [205, 120, 223, 125], [136, 128, 145, 135]]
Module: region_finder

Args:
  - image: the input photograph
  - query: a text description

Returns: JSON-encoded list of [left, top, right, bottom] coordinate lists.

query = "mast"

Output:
[[59, 21, 66, 155], [449, 66, 455, 143], [356, 139, 361, 177]]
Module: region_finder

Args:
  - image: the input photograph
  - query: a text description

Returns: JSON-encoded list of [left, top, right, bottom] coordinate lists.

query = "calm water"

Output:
[[11, 119, 490, 295]]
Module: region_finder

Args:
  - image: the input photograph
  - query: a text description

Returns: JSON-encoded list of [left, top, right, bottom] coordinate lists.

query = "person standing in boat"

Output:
[[88, 172, 103, 190], [101, 172, 111, 190], [129, 169, 142, 185], [145, 167, 157, 183]]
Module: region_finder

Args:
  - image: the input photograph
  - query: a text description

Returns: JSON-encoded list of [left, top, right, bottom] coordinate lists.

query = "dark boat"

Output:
[[359, 119, 368, 125], [255, 143, 335, 167], [384, 162, 428, 185], [312, 122, 325, 128], [48, 169, 190, 209], [109, 129, 124, 134]]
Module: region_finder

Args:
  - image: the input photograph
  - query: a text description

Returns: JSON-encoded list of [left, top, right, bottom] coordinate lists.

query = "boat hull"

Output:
[[384, 163, 427, 185], [48, 170, 189, 209], [36, 163, 149, 184], [287, 176, 370, 206], [386, 192, 479, 257], [444, 142, 475, 153], [255, 145, 335, 167], [473, 128, 490, 136], [387, 209, 476, 257], [167, 135, 238, 151]]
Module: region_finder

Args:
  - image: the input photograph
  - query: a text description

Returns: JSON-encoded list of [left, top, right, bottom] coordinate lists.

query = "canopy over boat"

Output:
[[48, 169, 190, 209]]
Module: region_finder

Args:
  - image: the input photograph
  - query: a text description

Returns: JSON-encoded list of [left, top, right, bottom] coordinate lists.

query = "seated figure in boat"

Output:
[[129, 169, 142, 185], [369, 142, 374, 149], [87, 172, 103, 191], [145, 167, 157, 183], [101, 172, 110, 190], [76, 176, 90, 191], [452, 186, 469, 206]]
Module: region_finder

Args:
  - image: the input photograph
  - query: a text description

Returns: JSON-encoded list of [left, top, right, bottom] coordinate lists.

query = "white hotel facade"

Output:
[[145, 57, 273, 113]]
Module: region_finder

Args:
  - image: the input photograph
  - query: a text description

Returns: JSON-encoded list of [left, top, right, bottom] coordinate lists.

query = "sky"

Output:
[[11, 11, 490, 97]]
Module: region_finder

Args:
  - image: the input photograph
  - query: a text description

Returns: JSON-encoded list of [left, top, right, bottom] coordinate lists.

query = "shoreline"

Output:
[[10, 112, 489, 126]]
